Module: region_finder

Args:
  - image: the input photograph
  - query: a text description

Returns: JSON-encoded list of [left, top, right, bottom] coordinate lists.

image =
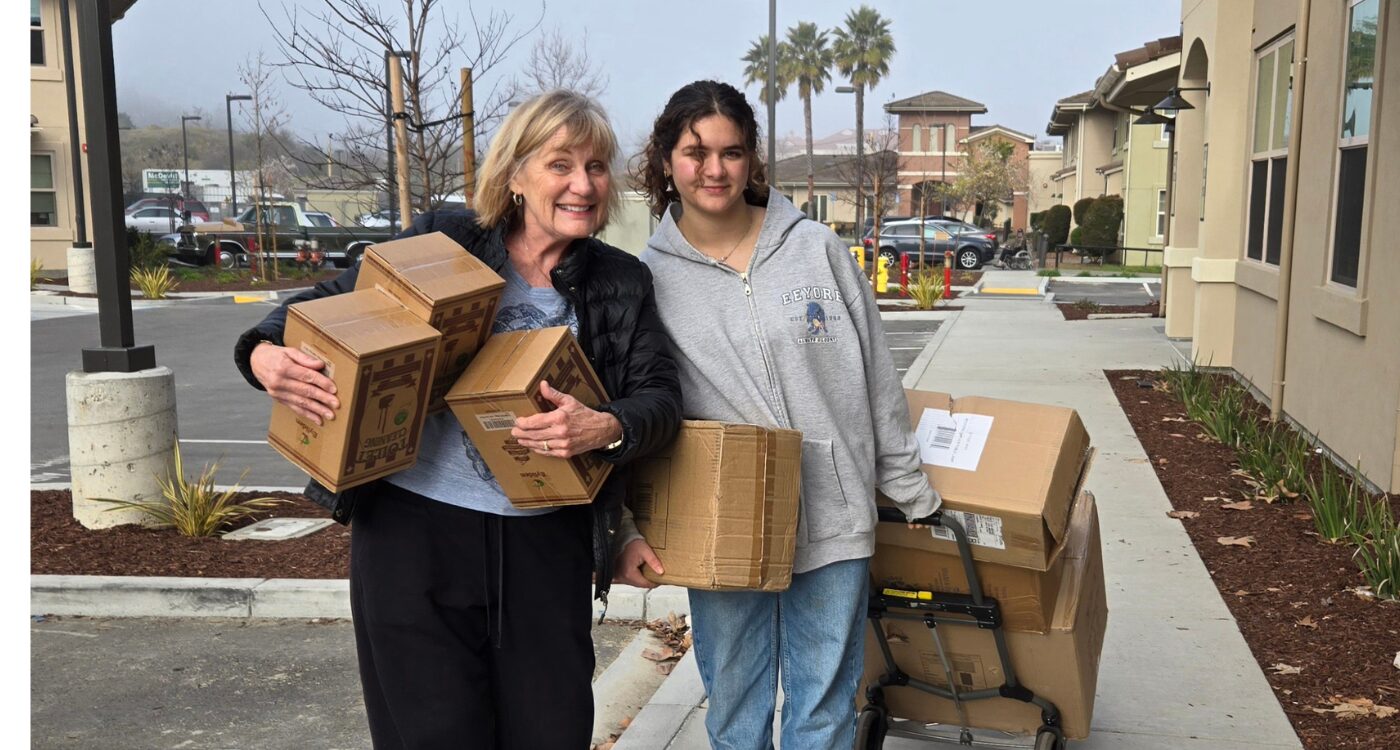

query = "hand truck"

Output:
[[858, 507, 1066, 750]]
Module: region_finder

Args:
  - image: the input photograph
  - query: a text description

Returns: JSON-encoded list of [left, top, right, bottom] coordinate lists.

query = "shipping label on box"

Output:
[[268, 289, 441, 492], [445, 326, 612, 507], [631, 421, 801, 591], [356, 232, 505, 413]]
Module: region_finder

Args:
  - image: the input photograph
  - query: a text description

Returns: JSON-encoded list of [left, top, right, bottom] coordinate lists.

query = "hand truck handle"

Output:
[[876, 506, 943, 526]]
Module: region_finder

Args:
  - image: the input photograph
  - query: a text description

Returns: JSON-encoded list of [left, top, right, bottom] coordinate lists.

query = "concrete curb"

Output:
[[902, 311, 958, 389], [613, 650, 704, 750], [1044, 275, 1160, 284], [30, 574, 689, 622]]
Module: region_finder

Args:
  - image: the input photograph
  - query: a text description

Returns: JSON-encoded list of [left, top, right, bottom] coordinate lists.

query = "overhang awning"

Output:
[[1105, 51, 1182, 109], [30, 114, 41, 133]]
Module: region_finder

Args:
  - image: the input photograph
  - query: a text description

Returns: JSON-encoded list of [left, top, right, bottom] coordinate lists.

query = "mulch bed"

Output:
[[1106, 369, 1400, 749], [31, 490, 350, 579], [169, 270, 341, 293], [1056, 303, 1162, 320]]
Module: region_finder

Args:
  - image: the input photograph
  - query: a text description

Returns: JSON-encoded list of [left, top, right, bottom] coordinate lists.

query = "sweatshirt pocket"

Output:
[[799, 438, 861, 544]]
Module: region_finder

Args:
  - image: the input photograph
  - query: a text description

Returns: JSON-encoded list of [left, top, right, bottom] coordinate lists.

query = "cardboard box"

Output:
[[869, 490, 1081, 632], [889, 390, 1092, 571], [355, 232, 505, 412], [630, 421, 802, 591], [268, 288, 443, 492], [861, 491, 1105, 740], [444, 326, 612, 508]]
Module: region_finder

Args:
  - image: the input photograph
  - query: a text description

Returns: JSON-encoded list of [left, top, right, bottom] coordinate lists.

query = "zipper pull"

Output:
[[741, 272, 752, 296]]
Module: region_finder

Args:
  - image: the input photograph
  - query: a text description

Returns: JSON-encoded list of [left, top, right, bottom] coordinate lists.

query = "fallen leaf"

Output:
[[1160, 416, 1188, 422], [1270, 663, 1303, 675], [656, 661, 677, 675], [1167, 510, 1200, 520], [1266, 587, 1283, 592], [1294, 512, 1314, 521], [1218, 536, 1256, 548], [1309, 696, 1398, 719], [1394, 651, 1399, 671], [1233, 589, 1252, 597], [642, 646, 678, 662], [1157, 458, 1170, 465], [1296, 616, 1318, 629], [1203, 496, 1225, 502], [619, 716, 632, 730], [1222, 501, 1255, 511], [1347, 586, 1376, 601]]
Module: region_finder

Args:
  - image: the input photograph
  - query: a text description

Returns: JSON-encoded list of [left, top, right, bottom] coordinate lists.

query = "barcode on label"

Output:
[[633, 483, 656, 520], [932, 426, 956, 450], [476, 411, 517, 431]]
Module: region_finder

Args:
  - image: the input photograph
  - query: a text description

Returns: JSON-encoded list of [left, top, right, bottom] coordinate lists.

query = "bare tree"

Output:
[[832, 127, 899, 281], [514, 27, 607, 98], [239, 52, 289, 280], [260, 0, 540, 212], [938, 138, 1029, 225]]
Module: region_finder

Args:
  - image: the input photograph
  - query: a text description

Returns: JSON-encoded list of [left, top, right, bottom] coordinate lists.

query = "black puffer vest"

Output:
[[234, 210, 683, 605]]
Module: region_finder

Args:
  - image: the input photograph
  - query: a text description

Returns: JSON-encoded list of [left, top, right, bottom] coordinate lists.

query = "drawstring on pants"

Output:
[[482, 515, 506, 649]]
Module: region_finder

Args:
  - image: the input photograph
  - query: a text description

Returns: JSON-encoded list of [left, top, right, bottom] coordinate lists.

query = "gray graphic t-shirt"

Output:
[[386, 261, 578, 516]]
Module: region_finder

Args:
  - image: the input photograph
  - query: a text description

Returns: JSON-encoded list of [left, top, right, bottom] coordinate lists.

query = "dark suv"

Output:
[[862, 219, 996, 270]]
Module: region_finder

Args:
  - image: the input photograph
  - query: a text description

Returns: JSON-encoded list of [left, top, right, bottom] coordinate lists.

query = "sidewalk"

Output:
[[619, 271, 1303, 749]]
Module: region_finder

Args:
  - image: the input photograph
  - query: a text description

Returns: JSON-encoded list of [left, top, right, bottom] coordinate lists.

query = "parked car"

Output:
[[930, 219, 999, 247], [175, 201, 395, 269], [124, 197, 210, 222], [305, 211, 338, 228], [862, 219, 996, 271], [124, 206, 185, 234], [356, 209, 405, 230]]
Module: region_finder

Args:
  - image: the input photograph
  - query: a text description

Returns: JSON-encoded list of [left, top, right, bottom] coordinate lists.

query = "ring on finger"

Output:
[[542, 440, 550, 452]]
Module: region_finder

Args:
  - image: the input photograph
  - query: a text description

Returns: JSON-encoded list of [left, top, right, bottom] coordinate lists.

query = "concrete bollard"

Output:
[[66, 243, 96, 295], [66, 367, 178, 528]]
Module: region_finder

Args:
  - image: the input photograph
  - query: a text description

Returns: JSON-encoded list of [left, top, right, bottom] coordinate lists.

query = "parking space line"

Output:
[[179, 439, 268, 445]]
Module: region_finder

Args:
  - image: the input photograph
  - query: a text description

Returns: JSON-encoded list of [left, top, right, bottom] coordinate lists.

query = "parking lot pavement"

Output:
[[883, 319, 943, 377], [1047, 278, 1159, 306], [30, 615, 640, 750]]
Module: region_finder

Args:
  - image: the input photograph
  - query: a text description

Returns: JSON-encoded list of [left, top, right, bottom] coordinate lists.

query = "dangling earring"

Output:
[[664, 174, 674, 193], [511, 192, 523, 206]]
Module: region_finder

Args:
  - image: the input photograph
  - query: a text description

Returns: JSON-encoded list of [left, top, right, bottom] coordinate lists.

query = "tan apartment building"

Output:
[[1164, 0, 1399, 492], [885, 90, 984, 218], [1046, 91, 1114, 213], [31, 0, 139, 272], [1027, 148, 1064, 219], [772, 150, 899, 233]]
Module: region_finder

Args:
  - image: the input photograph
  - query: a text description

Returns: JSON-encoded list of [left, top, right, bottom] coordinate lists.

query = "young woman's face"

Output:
[[510, 126, 611, 242], [666, 114, 751, 218]]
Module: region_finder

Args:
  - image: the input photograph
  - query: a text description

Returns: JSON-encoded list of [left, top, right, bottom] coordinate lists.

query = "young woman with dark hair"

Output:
[[619, 79, 940, 749]]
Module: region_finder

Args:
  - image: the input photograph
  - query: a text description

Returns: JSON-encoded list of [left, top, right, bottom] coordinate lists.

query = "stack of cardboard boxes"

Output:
[[863, 390, 1106, 740], [267, 231, 619, 510]]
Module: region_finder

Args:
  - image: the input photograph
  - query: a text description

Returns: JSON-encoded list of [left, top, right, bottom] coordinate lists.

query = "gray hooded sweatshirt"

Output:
[[631, 189, 940, 575]]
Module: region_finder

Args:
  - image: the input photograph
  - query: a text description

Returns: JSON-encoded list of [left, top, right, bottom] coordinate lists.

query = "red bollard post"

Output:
[[944, 251, 953, 299], [900, 254, 910, 297]]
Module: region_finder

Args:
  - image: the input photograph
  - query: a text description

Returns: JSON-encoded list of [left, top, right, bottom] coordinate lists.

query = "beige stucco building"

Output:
[[1164, 0, 1398, 492]]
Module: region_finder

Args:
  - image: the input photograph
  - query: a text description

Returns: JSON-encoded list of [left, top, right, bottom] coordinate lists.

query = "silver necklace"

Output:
[[710, 208, 754, 267]]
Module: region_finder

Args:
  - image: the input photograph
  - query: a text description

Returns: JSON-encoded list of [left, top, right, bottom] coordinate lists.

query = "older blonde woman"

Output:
[[233, 90, 682, 749]]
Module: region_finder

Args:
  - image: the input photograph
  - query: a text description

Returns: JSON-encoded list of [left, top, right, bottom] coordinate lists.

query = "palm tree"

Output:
[[832, 5, 895, 234], [741, 34, 792, 107], [785, 21, 833, 219]]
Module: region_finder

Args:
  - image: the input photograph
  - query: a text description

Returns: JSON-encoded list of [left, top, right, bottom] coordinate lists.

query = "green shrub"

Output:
[[93, 444, 286, 537], [1043, 205, 1071, 248], [1235, 418, 1311, 502], [1069, 227, 1084, 246], [31, 258, 46, 290], [1306, 459, 1361, 543], [1037, 269, 1060, 277], [1080, 194, 1124, 252], [1070, 299, 1101, 314], [1352, 500, 1399, 600], [125, 228, 168, 271], [1072, 197, 1097, 226], [131, 265, 179, 299], [1029, 211, 1045, 231], [902, 270, 945, 311]]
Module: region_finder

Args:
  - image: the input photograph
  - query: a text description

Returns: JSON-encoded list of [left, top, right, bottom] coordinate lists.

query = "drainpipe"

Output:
[[1269, 0, 1312, 422]]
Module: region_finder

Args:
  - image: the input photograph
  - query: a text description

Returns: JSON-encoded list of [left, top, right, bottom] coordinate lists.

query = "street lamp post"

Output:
[[835, 85, 863, 235], [225, 94, 251, 214], [180, 114, 201, 218], [383, 49, 412, 231]]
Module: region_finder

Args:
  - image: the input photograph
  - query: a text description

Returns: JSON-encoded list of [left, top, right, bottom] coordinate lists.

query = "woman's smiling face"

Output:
[[667, 114, 751, 219], [510, 126, 612, 242]]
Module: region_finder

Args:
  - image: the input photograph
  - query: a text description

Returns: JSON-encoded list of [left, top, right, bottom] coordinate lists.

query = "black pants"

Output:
[[349, 483, 595, 749]]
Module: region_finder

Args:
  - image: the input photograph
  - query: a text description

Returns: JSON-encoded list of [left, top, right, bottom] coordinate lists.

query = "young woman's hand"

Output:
[[613, 538, 665, 589], [511, 380, 623, 457], [250, 342, 340, 425]]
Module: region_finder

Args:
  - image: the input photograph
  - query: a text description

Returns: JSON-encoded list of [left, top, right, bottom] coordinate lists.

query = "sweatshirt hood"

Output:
[[645, 187, 809, 267]]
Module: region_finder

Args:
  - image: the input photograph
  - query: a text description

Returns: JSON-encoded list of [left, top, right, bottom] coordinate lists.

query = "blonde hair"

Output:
[[473, 89, 621, 230]]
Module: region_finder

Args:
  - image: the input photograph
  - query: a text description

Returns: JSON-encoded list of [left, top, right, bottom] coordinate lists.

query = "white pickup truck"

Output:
[[173, 202, 396, 269]]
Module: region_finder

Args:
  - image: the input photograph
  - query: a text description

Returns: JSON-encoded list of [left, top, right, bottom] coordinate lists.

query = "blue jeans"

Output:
[[689, 557, 870, 750]]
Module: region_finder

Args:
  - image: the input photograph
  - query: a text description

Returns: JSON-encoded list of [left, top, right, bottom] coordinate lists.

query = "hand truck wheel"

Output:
[[854, 706, 888, 749], [1034, 727, 1065, 750]]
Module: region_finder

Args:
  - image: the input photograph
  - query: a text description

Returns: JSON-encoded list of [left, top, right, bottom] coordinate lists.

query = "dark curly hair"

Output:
[[634, 80, 768, 219]]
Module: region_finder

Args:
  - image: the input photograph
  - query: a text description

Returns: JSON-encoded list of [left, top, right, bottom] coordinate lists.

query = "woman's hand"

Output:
[[250, 342, 340, 426], [613, 538, 664, 588], [511, 380, 622, 458]]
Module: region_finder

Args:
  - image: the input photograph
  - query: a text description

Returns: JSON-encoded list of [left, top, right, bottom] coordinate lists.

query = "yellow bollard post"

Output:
[[876, 254, 891, 292], [849, 246, 866, 276]]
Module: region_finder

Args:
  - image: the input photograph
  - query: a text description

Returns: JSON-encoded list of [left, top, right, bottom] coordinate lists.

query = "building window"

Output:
[[813, 194, 830, 222], [945, 124, 957, 153], [31, 0, 44, 66], [1246, 36, 1294, 265], [911, 125, 922, 152], [32, 154, 57, 227], [1155, 189, 1167, 239], [1331, 0, 1379, 288]]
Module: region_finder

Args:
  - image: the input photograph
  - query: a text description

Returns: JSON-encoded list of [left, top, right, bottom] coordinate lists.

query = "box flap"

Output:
[[363, 232, 505, 307], [288, 289, 441, 357], [448, 327, 569, 400]]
